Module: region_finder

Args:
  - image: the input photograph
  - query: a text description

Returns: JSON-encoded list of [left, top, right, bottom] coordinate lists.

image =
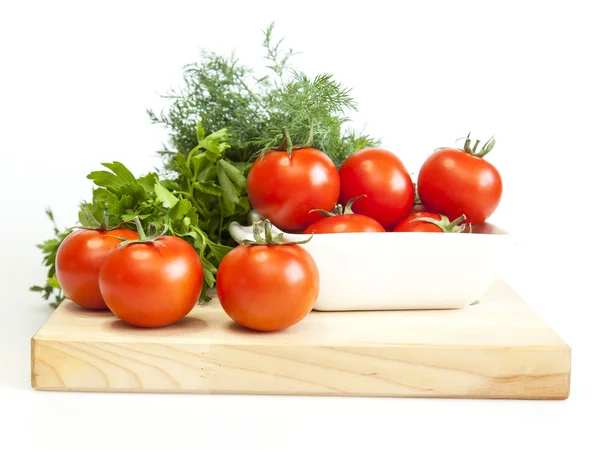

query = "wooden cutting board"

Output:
[[31, 279, 571, 399]]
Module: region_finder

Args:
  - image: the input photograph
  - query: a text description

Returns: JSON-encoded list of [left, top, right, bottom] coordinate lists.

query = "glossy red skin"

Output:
[[99, 236, 204, 328], [411, 204, 427, 214], [394, 212, 446, 232], [55, 228, 138, 310], [216, 245, 319, 332], [247, 148, 340, 232], [303, 214, 385, 234], [339, 148, 414, 230], [417, 148, 502, 224]]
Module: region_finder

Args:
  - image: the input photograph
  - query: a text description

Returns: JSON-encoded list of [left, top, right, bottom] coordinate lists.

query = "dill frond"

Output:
[[147, 23, 378, 168]]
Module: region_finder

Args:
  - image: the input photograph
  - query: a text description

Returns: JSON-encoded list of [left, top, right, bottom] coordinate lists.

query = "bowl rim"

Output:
[[230, 214, 510, 245]]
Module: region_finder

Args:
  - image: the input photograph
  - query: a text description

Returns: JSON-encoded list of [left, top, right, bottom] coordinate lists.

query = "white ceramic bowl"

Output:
[[229, 214, 513, 311]]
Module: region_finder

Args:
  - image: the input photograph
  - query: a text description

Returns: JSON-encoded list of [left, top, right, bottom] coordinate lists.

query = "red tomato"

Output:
[[339, 148, 414, 230], [55, 228, 138, 310], [247, 148, 340, 232], [216, 244, 319, 331], [417, 141, 502, 224], [302, 197, 385, 234], [99, 236, 204, 327], [411, 204, 427, 214], [393, 212, 468, 233], [411, 184, 427, 213], [303, 214, 385, 234]]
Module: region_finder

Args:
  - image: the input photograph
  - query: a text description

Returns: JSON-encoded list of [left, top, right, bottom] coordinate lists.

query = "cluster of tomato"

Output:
[[247, 135, 502, 234], [55, 134, 501, 332], [55, 221, 204, 328], [216, 134, 502, 332]]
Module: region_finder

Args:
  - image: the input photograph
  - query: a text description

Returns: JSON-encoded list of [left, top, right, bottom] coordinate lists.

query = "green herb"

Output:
[[148, 23, 378, 168], [86, 126, 249, 301], [30, 209, 72, 308]]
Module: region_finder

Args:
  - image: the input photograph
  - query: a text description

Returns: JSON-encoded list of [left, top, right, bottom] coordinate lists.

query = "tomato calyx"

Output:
[[410, 213, 471, 233], [239, 220, 314, 246], [110, 216, 168, 248], [77, 204, 125, 232], [457, 132, 496, 158], [271, 126, 315, 158], [310, 195, 366, 217]]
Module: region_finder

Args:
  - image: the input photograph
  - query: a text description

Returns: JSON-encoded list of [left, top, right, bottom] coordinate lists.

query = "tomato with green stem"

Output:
[[393, 212, 469, 233], [339, 148, 414, 230], [99, 218, 204, 327], [217, 221, 319, 332], [411, 182, 427, 213], [303, 195, 385, 234], [55, 212, 138, 310], [417, 134, 502, 224], [247, 127, 340, 232]]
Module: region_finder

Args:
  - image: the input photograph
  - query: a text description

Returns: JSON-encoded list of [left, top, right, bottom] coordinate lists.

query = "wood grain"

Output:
[[31, 279, 571, 399]]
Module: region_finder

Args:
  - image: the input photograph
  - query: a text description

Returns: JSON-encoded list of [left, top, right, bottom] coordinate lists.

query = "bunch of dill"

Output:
[[147, 23, 378, 168]]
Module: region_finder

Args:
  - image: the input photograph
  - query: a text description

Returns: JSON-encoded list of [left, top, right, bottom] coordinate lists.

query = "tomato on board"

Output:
[[339, 148, 414, 230], [247, 138, 340, 232], [55, 228, 138, 310], [417, 136, 502, 224], [303, 196, 385, 234], [99, 235, 204, 327], [393, 212, 468, 233], [216, 228, 319, 332]]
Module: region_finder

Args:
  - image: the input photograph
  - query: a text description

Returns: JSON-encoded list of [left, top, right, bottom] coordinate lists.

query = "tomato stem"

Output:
[[413, 184, 422, 205], [97, 207, 108, 231], [238, 220, 314, 246], [464, 132, 473, 154], [112, 216, 169, 248], [279, 126, 294, 158], [473, 136, 496, 158], [448, 214, 468, 228], [134, 217, 147, 240], [409, 213, 469, 233], [310, 208, 336, 218], [343, 195, 366, 214], [309, 195, 366, 218], [460, 132, 496, 158]]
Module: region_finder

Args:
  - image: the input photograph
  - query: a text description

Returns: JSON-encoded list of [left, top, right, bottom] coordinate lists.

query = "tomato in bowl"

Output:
[[230, 212, 512, 311]]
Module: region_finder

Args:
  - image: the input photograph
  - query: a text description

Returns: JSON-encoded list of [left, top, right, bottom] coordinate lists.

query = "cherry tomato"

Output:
[[339, 148, 414, 230], [99, 236, 204, 327], [393, 212, 468, 233], [411, 204, 427, 214], [216, 243, 319, 332], [247, 147, 340, 232], [55, 228, 138, 310], [417, 137, 502, 224], [302, 197, 385, 234], [411, 184, 427, 213], [304, 214, 385, 234]]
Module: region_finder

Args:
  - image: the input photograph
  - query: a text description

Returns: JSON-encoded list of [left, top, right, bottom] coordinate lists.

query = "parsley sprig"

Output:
[[30, 209, 72, 307]]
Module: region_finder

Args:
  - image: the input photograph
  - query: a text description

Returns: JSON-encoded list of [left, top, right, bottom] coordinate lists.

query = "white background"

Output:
[[1, 0, 599, 449]]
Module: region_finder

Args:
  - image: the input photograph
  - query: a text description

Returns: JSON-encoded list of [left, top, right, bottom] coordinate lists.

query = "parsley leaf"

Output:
[[154, 182, 179, 208]]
